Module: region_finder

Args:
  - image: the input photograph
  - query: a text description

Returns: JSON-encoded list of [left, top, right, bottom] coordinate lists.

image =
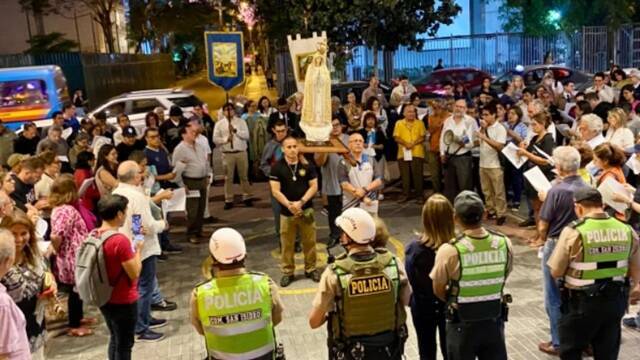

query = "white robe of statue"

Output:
[[300, 42, 332, 142]]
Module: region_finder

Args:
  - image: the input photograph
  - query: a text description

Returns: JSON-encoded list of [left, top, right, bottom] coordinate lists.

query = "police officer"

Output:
[[190, 228, 284, 360], [430, 191, 513, 360], [547, 187, 640, 360], [308, 207, 411, 360]]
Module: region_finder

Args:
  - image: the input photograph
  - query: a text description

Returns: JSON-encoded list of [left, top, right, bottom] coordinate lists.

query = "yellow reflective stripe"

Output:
[[457, 293, 501, 303], [208, 343, 274, 360], [458, 277, 505, 287], [462, 264, 505, 275], [569, 260, 628, 271], [565, 275, 625, 287], [205, 319, 270, 336]]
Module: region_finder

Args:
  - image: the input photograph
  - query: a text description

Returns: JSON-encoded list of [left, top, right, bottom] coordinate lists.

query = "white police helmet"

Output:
[[335, 207, 376, 244], [209, 228, 246, 264]]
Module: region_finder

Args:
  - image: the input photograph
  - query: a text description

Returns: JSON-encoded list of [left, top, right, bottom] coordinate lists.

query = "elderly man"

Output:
[[361, 76, 388, 107], [173, 126, 210, 244], [213, 103, 253, 210], [394, 104, 427, 203], [112, 160, 168, 342], [440, 99, 478, 202], [36, 125, 69, 156], [339, 132, 384, 215], [0, 229, 31, 359], [585, 72, 615, 104], [533, 146, 589, 356], [390, 75, 417, 107], [577, 114, 605, 149]]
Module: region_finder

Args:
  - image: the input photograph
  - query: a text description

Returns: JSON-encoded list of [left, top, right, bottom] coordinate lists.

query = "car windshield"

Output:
[[494, 71, 516, 84], [168, 95, 202, 108], [0, 79, 49, 108]]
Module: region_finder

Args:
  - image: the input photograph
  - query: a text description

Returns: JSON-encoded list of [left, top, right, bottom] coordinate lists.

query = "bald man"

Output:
[[0, 229, 31, 358], [339, 133, 384, 215], [112, 161, 169, 341]]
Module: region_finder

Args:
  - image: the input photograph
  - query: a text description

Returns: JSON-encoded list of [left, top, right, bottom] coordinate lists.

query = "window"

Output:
[[103, 101, 126, 117], [168, 95, 202, 108], [0, 79, 49, 109], [132, 98, 162, 114]]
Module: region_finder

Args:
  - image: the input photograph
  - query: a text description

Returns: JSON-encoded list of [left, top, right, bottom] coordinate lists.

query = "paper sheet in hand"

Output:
[[403, 148, 413, 161], [626, 154, 640, 175], [37, 241, 51, 253], [501, 142, 527, 169], [161, 188, 186, 217], [57, 155, 69, 163], [61, 127, 73, 140], [597, 177, 633, 213], [35, 217, 48, 240], [78, 177, 94, 196], [524, 166, 552, 194]]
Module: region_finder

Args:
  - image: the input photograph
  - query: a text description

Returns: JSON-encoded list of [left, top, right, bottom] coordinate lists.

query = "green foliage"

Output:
[[25, 32, 79, 54], [500, 0, 637, 36]]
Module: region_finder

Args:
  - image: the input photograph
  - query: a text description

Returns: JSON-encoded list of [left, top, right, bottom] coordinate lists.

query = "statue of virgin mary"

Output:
[[299, 40, 332, 142]]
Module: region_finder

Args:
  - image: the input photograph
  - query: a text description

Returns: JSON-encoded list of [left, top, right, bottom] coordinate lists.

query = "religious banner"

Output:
[[287, 31, 328, 92], [204, 31, 245, 91]]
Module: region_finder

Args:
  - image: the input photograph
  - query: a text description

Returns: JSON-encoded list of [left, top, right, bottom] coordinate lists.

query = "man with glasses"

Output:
[[213, 103, 253, 210], [440, 99, 478, 202], [586, 72, 614, 104]]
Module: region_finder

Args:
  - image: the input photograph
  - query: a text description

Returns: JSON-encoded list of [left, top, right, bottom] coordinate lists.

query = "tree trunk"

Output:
[[33, 10, 45, 35], [97, 13, 115, 53]]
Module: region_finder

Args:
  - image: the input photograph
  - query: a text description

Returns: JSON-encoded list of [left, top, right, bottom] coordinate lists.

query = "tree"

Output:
[[25, 32, 79, 54], [500, 0, 637, 36], [57, 0, 119, 53], [19, 0, 55, 36], [255, 0, 461, 75]]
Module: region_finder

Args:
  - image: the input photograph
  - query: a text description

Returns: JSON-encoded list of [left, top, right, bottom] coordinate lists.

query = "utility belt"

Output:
[[206, 344, 285, 360], [328, 327, 407, 360], [182, 175, 207, 181], [446, 294, 512, 324], [560, 280, 629, 314]]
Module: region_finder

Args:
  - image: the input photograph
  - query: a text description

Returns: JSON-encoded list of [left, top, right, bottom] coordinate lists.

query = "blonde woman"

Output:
[[404, 194, 455, 360], [604, 107, 634, 150]]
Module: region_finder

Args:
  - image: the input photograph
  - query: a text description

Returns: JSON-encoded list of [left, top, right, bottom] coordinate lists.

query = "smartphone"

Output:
[[132, 214, 144, 248]]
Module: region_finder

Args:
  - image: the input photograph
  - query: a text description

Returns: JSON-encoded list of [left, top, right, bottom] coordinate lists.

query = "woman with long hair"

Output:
[[504, 106, 528, 211], [49, 174, 94, 337], [604, 107, 634, 150], [593, 143, 627, 220], [95, 144, 119, 196], [364, 96, 389, 132], [405, 194, 455, 360], [74, 151, 100, 212], [620, 84, 640, 114], [1, 211, 56, 358], [358, 112, 387, 161], [257, 96, 275, 117]]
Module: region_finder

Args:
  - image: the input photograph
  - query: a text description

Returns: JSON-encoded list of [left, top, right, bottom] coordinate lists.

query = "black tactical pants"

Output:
[[445, 318, 507, 360], [558, 286, 627, 360]]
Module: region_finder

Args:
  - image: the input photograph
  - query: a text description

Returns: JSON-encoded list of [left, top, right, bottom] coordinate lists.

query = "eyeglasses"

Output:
[[147, 134, 160, 139]]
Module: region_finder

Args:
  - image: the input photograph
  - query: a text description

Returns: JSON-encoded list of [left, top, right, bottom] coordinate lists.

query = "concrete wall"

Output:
[[0, 1, 105, 54]]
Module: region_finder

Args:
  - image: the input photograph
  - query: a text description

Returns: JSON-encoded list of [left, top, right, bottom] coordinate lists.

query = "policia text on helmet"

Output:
[[308, 208, 410, 360]]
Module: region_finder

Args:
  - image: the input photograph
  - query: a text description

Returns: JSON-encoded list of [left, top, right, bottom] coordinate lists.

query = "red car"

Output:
[[415, 67, 492, 97]]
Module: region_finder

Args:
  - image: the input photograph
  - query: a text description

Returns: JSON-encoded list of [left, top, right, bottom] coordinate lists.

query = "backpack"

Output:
[[75, 230, 120, 307]]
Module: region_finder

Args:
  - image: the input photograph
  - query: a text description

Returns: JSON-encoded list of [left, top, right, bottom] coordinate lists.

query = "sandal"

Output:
[[67, 327, 94, 337], [80, 317, 98, 327]]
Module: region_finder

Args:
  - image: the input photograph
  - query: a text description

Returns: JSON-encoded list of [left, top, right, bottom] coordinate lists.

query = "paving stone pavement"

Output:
[[46, 184, 640, 359]]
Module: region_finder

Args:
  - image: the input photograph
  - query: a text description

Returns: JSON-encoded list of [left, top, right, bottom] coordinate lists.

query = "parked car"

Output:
[[84, 88, 203, 132], [415, 68, 491, 98], [492, 65, 593, 93], [331, 81, 392, 104], [0, 65, 70, 130]]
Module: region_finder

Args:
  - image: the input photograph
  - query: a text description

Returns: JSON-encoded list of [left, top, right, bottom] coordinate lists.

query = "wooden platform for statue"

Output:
[[297, 137, 349, 153]]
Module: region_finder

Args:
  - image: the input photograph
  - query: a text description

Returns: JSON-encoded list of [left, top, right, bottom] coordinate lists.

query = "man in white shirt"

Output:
[[112, 161, 168, 341], [390, 75, 417, 107], [578, 113, 605, 149], [440, 99, 478, 202], [475, 101, 508, 225], [585, 72, 615, 104], [187, 119, 214, 219], [338, 133, 384, 215], [213, 103, 253, 210]]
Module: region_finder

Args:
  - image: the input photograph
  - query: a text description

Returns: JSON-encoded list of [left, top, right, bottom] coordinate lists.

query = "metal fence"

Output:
[[0, 52, 174, 107], [344, 25, 640, 83]]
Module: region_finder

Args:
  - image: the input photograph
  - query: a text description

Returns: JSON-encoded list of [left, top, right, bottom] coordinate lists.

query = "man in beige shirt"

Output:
[[308, 208, 411, 359], [547, 187, 640, 359]]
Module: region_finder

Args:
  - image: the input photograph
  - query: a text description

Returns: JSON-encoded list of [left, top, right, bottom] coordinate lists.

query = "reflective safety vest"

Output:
[[566, 217, 632, 288], [196, 272, 275, 360], [330, 249, 405, 340], [450, 232, 509, 321]]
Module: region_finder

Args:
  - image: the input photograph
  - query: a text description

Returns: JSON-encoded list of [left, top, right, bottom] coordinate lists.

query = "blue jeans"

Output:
[[136, 256, 156, 334], [270, 194, 281, 239], [542, 238, 561, 348], [151, 276, 163, 305]]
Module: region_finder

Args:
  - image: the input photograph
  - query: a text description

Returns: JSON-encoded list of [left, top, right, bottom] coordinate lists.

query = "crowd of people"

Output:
[[1, 64, 640, 360]]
